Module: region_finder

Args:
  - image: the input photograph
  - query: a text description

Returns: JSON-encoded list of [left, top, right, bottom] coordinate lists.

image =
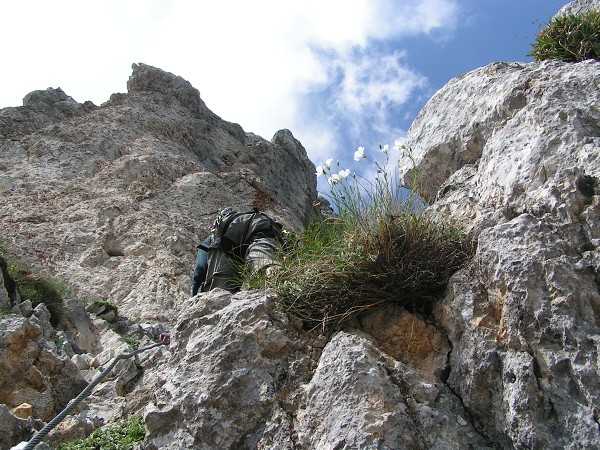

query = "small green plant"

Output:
[[91, 299, 119, 316], [530, 10, 600, 62], [0, 240, 74, 325], [249, 143, 474, 330], [0, 304, 11, 317], [57, 416, 145, 450], [8, 262, 65, 326], [123, 337, 139, 350]]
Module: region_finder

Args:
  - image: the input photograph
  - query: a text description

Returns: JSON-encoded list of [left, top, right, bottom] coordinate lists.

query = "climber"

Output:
[[191, 207, 283, 295]]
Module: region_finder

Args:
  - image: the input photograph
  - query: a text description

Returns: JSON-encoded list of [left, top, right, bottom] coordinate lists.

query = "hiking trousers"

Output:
[[202, 235, 280, 292]]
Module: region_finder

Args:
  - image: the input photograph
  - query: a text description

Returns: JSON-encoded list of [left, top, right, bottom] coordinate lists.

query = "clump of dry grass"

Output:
[[530, 10, 600, 62], [246, 144, 475, 330], [270, 213, 473, 330]]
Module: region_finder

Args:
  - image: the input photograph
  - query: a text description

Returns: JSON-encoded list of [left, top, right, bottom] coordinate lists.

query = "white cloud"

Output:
[[333, 50, 426, 121], [1, 0, 459, 168]]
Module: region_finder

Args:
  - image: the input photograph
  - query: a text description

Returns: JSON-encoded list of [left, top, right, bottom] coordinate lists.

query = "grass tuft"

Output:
[[246, 144, 475, 330], [530, 10, 600, 62], [0, 240, 70, 326]]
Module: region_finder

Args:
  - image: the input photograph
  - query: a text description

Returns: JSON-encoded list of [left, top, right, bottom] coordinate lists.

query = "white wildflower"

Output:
[[328, 173, 341, 185], [315, 164, 326, 177], [393, 139, 407, 151], [353, 146, 366, 161], [338, 169, 351, 179]]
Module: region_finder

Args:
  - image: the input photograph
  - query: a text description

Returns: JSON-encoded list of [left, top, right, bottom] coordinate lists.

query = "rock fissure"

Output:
[[440, 341, 498, 448]]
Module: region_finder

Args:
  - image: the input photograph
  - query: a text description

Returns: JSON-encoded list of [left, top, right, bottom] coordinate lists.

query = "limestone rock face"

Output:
[[3, 14, 600, 446], [557, 0, 600, 16], [295, 331, 491, 450], [0, 314, 88, 422], [144, 291, 493, 450], [401, 59, 600, 448], [0, 63, 317, 448], [143, 290, 313, 449], [0, 63, 317, 325]]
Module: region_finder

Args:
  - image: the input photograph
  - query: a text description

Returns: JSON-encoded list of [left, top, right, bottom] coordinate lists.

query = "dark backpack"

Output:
[[212, 209, 284, 259]]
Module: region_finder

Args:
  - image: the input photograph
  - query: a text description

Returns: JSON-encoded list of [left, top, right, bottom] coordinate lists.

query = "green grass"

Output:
[[57, 416, 145, 450], [530, 10, 600, 62], [7, 261, 66, 326], [0, 240, 72, 326], [91, 299, 119, 315], [245, 144, 474, 330], [123, 337, 139, 350]]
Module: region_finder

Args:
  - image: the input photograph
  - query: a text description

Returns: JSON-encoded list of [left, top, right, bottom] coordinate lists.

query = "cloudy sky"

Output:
[[2, 0, 567, 186]]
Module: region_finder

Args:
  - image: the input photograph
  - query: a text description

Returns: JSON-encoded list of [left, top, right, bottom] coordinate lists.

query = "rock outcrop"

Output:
[[0, 63, 317, 325], [2, 2, 600, 448], [0, 63, 318, 447], [0, 309, 88, 448], [397, 14, 600, 448], [558, 0, 600, 15], [142, 47, 600, 450]]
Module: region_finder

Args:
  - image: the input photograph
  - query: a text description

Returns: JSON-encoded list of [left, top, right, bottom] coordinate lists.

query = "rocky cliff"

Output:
[[2, 2, 600, 449], [399, 56, 600, 448], [0, 62, 317, 324], [0, 63, 318, 448]]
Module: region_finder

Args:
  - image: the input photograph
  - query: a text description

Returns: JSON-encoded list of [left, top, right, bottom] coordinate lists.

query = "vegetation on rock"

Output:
[[0, 243, 67, 325], [247, 144, 474, 330], [57, 416, 145, 450], [91, 299, 119, 315], [530, 10, 600, 62]]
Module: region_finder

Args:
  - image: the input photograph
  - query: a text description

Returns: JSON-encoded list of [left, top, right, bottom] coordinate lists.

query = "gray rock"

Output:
[[0, 315, 87, 424], [404, 58, 600, 448], [71, 353, 91, 370], [296, 331, 491, 449], [0, 63, 317, 326], [32, 302, 51, 323], [62, 298, 99, 354], [557, 0, 600, 16], [127, 63, 204, 114], [0, 270, 10, 312], [144, 289, 311, 449], [4, 7, 599, 445], [99, 309, 116, 323], [18, 299, 33, 318], [85, 302, 107, 315], [0, 87, 87, 139], [0, 405, 30, 450]]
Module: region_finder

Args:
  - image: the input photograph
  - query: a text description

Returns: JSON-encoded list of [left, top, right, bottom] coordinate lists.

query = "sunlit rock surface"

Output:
[[2, 3, 600, 446]]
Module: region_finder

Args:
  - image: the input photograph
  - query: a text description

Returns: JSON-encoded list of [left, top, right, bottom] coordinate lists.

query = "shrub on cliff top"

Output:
[[249, 143, 474, 331], [530, 10, 600, 62]]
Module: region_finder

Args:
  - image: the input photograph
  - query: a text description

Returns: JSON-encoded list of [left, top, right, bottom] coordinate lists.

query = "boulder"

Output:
[[557, 0, 600, 16], [0, 315, 87, 422], [296, 331, 491, 449], [402, 58, 600, 448], [0, 404, 31, 450], [144, 289, 313, 449]]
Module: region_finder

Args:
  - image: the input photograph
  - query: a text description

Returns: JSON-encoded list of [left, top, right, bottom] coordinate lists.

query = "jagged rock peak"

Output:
[[23, 87, 77, 108], [1, 61, 320, 447], [0, 62, 318, 324], [126, 63, 206, 113]]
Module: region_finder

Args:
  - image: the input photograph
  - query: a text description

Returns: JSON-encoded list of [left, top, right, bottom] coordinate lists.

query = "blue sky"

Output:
[[1, 0, 568, 194]]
